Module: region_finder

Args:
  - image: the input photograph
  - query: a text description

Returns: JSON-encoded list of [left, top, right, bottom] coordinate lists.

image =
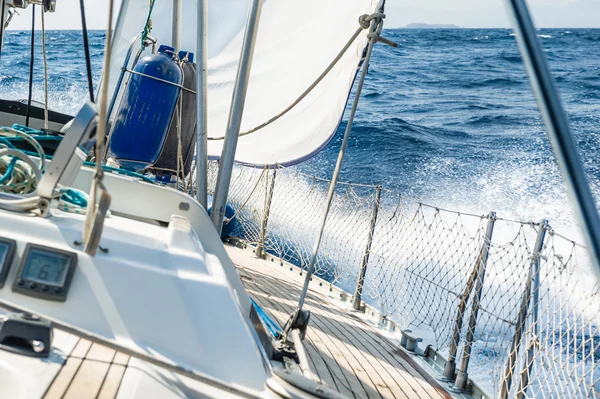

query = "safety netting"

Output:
[[207, 160, 600, 398]]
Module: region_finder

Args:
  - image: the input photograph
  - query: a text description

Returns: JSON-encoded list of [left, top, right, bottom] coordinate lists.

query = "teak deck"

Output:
[[43, 244, 450, 399], [228, 245, 451, 399], [44, 339, 130, 399]]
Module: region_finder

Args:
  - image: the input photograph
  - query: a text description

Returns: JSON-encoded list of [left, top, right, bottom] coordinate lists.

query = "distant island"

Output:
[[405, 23, 462, 29]]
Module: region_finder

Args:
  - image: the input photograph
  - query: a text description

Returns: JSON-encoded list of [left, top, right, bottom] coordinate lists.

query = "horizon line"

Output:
[[4, 26, 600, 31]]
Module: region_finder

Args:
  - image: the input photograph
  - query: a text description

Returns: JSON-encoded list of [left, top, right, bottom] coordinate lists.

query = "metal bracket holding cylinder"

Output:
[[10, 0, 56, 13]]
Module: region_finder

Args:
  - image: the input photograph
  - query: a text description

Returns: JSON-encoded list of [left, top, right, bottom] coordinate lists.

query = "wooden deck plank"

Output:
[[314, 299, 442, 399], [45, 337, 130, 399], [228, 245, 451, 399], [250, 290, 342, 390], [246, 272, 350, 393], [97, 364, 127, 399], [43, 357, 83, 399], [248, 260, 436, 396], [69, 339, 92, 358], [246, 274, 358, 398], [113, 352, 131, 366], [63, 359, 111, 399], [297, 292, 440, 399], [86, 343, 116, 363], [272, 270, 446, 399], [245, 271, 366, 397], [250, 269, 386, 399], [242, 263, 390, 399]]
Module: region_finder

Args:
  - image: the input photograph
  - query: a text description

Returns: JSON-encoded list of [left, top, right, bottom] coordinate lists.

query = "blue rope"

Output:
[[4, 146, 157, 185], [11, 124, 47, 136], [141, 0, 156, 49], [3, 130, 159, 187], [84, 163, 157, 184], [0, 137, 17, 149], [60, 188, 88, 208], [251, 298, 282, 338]]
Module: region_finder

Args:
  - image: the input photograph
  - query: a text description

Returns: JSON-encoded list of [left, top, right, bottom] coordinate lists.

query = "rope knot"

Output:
[[367, 32, 380, 41], [359, 12, 386, 29], [358, 14, 370, 29]]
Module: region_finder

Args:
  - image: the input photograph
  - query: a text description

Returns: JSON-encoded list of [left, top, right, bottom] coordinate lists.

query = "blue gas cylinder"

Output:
[[110, 45, 183, 171]]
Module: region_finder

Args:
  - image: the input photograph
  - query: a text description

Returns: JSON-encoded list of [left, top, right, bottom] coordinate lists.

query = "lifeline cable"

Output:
[[41, 10, 49, 129], [79, 0, 95, 102]]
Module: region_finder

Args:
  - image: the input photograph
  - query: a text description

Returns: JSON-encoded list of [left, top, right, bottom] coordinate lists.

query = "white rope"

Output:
[[0, 148, 41, 196], [41, 9, 49, 129], [0, 128, 90, 213], [207, 14, 380, 142], [0, 128, 45, 210]]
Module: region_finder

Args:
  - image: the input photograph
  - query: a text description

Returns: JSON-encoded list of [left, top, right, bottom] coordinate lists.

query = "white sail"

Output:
[[108, 0, 383, 166]]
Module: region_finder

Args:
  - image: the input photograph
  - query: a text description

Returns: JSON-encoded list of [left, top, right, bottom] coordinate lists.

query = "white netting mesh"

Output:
[[207, 161, 600, 398]]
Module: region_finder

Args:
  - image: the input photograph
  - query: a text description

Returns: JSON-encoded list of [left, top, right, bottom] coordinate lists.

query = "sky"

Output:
[[4, 0, 600, 31]]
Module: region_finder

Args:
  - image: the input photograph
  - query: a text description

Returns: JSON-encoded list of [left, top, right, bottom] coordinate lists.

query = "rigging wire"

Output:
[[284, 13, 385, 336], [0, 0, 6, 59], [79, 0, 95, 102], [41, 9, 49, 129], [25, 5, 35, 127]]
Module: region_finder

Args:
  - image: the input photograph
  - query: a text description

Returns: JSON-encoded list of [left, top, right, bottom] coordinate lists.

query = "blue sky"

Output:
[[6, 0, 600, 30]]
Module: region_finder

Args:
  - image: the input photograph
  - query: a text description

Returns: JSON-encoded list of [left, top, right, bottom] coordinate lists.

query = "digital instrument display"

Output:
[[21, 249, 70, 286], [0, 238, 16, 288], [13, 244, 77, 302]]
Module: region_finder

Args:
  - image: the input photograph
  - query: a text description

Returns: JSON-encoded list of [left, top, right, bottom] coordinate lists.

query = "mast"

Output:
[[210, 0, 263, 234], [196, 0, 208, 209], [172, 0, 182, 50]]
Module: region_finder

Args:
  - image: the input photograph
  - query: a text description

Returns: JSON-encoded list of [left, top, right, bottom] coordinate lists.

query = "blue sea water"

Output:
[[1, 28, 599, 234], [304, 28, 600, 236]]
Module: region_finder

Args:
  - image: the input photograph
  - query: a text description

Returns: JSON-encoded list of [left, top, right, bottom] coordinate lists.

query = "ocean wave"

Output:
[[459, 77, 522, 89], [497, 50, 522, 63], [464, 114, 525, 126]]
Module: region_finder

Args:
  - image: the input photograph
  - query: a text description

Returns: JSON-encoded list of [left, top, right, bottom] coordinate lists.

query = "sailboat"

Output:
[[0, 0, 598, 398]]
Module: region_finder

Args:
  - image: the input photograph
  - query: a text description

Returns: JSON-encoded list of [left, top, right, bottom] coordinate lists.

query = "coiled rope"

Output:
[[0, 126, 90, 214], [0, 127, 46, 196]]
